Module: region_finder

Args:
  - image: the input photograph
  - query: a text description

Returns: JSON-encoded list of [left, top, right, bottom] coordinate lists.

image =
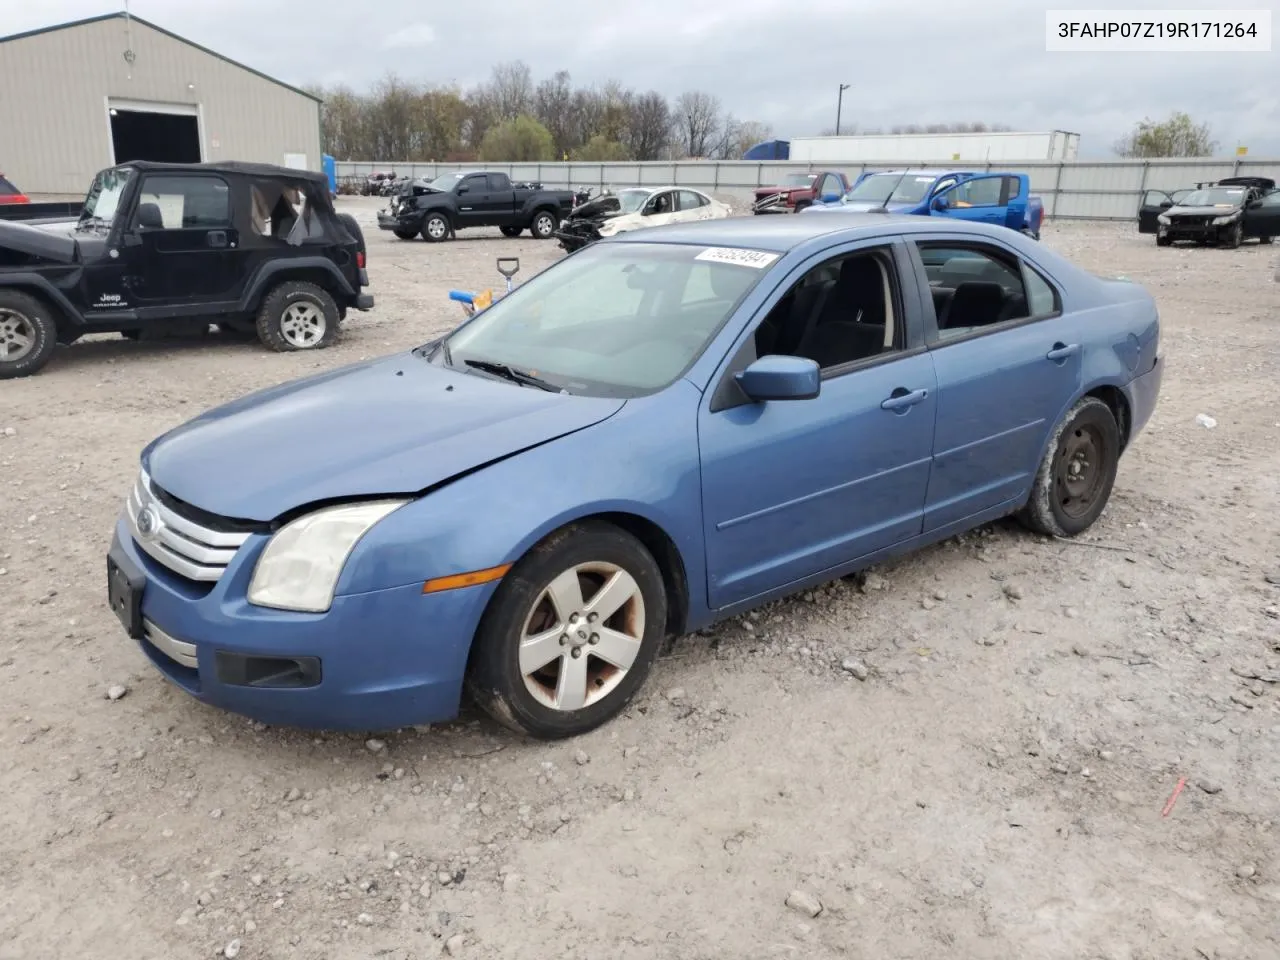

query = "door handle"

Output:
[[881, 387, 929, 412], [1046, 342, 1080, 362], [207, 231, 228, 248]]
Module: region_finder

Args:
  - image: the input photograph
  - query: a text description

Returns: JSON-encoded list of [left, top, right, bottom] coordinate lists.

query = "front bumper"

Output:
[[376, 211, 418, 232], [107, 519, 496, 731], [1158, 220, 1229, 241]]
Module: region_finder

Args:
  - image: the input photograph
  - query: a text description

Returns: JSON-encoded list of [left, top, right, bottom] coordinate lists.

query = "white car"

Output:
[[595, 186, 731, 238]]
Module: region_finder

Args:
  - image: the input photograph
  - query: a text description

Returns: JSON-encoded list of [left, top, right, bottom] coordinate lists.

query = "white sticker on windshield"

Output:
[[914, 176, 934, 183], [695, 247, 780, 269]]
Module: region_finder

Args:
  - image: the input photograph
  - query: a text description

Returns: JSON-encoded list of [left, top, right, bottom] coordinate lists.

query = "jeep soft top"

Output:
[[0, 160, 373, 379]]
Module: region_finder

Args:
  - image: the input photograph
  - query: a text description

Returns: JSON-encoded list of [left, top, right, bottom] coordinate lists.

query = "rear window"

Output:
[[0, 177, 20, 196]]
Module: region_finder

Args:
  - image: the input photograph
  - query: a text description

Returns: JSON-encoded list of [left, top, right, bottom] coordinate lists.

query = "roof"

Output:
[[111, 159, 328, 184], [0, 12, 321, 104], [610, 211, 1037, 254]]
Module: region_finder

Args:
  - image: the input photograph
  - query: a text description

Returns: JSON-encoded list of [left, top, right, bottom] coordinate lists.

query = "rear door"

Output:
[[1243, 189, 1280, 240], [126, 173, 239, 307], [932, 175, 1007, 225], [676, 190, 716, 222], [1137, 190, 1174, 233], [484, 172, 517, 223]]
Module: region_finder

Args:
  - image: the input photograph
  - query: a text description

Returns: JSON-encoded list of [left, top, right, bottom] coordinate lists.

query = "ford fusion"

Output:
[[108, 216, 1162, 739]]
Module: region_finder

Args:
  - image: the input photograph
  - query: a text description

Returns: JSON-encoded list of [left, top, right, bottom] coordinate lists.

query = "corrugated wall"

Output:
[[338, 158, 1280, 221], [0, 17, 321, 196]]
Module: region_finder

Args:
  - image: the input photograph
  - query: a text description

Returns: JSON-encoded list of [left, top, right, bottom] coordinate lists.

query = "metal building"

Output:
[[0, 12, 322, 197]]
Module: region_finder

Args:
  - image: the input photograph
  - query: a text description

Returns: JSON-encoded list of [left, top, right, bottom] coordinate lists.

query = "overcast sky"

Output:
[[8, 0, 1278, 157]]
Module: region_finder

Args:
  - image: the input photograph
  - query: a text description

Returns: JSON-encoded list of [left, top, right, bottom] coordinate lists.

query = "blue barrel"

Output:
[[322, 154, 337, 196]]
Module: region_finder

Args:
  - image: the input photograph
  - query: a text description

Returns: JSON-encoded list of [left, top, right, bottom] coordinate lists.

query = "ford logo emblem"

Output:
[[136, 506, 161, 539]]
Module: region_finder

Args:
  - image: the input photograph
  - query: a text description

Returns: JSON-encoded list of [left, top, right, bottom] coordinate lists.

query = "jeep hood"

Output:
[[0, 219, 78, 263], [142, 353, 625, 522]]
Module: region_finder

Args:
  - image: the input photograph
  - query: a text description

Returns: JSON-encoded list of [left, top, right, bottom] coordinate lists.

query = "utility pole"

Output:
[[835, 83, 850, 136]]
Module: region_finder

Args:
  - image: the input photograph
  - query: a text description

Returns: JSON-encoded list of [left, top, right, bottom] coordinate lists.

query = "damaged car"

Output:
[[376, 171, 576, 242], [752, 171, 850, 214], [556, 186, 730, 252], [1147, 177, 1278, 247], [0, 161, 373, 379], [106, 214, 1161, 740], [554, 187, 645, 252]]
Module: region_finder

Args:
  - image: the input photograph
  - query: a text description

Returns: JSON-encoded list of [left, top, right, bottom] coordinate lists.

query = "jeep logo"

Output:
[[98, 294, 123, 303]]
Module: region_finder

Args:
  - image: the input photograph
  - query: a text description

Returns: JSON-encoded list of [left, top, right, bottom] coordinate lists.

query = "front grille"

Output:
[[126, 470, 251, 582], [1172, 215, 1214, 227]]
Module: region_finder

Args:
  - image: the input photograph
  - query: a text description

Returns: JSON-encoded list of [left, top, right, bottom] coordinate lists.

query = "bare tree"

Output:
[[674, 91, 723, 158], [626, 91, 671, 160], [489, 60, 534, 121], [534, 70, 575, 158]]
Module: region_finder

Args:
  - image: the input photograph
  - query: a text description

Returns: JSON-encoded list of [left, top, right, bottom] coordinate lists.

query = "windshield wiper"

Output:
[[463, 358, 563, 393]]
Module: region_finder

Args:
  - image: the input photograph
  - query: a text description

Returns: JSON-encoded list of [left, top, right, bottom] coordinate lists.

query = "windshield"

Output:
[[78, 166, 133, 229], [433, 242, 771, 398], [1179, 187, 1246, 207], [617, 189, 652, 214], [782, 174, 817, 187], [844, 172, 937, 204], [428, 173, 465, 191]]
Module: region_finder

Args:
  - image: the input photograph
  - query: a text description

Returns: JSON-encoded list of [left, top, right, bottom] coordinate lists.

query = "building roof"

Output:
[[0, 11, 321, 104]]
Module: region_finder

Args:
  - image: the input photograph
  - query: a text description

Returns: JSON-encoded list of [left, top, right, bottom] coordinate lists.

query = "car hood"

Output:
[[755, 184, 814, 195], [805, 200, 913, 213], [598, 211, 648, 233], [0, 219, 79, 263], [142, 353, 626, 522], [1166, 204, 1241, 216]]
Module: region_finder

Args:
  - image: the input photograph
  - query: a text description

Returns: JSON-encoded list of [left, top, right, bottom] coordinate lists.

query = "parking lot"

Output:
[[2, 198, 1279, 959]]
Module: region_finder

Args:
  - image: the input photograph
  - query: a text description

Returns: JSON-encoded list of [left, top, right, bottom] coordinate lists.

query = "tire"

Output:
[[1259, 236, 1273, 245], [465, 521, 668, 740], [1223, 222, 1242, 249], [1156, 234, 1172, 247], [393, 229, 417, 241], [255, 281, 340, 352], [529, 209, 558, 240], [0, 289, 58, 380], [422, 213, 450, 242], [1018, 396, 1121, 539], [500, 226, 523, 238]]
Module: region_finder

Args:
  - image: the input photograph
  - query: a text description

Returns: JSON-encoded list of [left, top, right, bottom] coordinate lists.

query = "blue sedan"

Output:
[[106, 214, 1163, 739]]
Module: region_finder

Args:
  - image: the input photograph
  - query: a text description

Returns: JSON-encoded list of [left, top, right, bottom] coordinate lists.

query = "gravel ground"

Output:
[[2, 198, 1279, 960]]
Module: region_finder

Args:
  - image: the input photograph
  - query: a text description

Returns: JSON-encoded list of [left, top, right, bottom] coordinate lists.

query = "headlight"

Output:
[[247, 500, 408, 612], [1157, 214, 1171, 224], [1212, 213, 1239, 225]]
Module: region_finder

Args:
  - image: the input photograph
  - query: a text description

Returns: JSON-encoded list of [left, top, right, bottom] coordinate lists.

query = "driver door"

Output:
[[1137, 190, 1175, 233], [1243, 189, 1280, 240], [642, 189, 679, 227], [932, 175, 1007, 225]]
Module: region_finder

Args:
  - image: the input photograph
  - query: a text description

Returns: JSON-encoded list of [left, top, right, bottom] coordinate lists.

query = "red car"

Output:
[[753, 170, 850, 214], [0, 173, 30, 205]]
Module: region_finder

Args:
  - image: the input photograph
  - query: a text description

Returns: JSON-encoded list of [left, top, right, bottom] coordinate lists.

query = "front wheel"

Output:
[[422, 213, 450, 242], [393, 229, 417, 241], [255, 281, 340, 352], [1018, 396, 1121, 538], [500, 226, 523, 238], [466, 521, 668, 739], [0, 290, 58, 380], [1223, 222, 1243, 249], [529, 210, 558, 240]]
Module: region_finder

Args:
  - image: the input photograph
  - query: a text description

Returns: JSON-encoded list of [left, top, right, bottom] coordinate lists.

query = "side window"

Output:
[[134, 176, 230, 229], [487, 173, 511, 191], [1005, 176, 1022, 200], [917, 243, 1033, 340], [1021, 262, 1061, 317], [647, 191, 674, 215], [753, 248, 900, 372], [950, 177, 1002, 207], [1259, 191, 1280, 207], [678, 190, 708, 210], [0, 176, 20, 196], [249, 180, 326, 243], [462, 175, 488, 193], [1141, 189, 1170, 207], [933, 177, 957, 195]]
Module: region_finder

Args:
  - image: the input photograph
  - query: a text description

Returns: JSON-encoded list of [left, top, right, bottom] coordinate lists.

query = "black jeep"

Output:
[[0, 160, 373, 379]]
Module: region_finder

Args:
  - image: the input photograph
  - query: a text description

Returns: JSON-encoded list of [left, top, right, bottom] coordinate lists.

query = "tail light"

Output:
[[356, 251, 366, 269], [0, 195, 30, 205]]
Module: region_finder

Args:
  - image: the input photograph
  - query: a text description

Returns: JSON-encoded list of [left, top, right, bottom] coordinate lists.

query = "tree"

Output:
[[626, 91, 671, 160], [1114, 111, 1216, 158], [489, 60, 534, 121], [715, 118, 772, 159], [673, 91, 723, 158], [477, 115, 556, 162], [534, 70, 576, 157], [575, 134, 629, 162]]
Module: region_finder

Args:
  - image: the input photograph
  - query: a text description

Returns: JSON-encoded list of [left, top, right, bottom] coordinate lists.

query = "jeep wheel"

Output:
[[393, 229, 417, 241], [256, 282, 339, 352], [500, 226, 523, 238], [0, 290, 58, 380], [530, 210, 558, 240], [422, 214, 450, 242]]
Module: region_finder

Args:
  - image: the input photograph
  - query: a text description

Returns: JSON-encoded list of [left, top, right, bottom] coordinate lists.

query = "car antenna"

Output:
[[872, 168, 912, 214]]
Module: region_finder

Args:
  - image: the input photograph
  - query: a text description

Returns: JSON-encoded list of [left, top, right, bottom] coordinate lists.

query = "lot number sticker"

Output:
[[695, 247, 780, 269]]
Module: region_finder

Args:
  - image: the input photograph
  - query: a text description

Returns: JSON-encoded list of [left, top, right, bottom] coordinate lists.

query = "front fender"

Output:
[[339, 381, 708, 620], [1, 273, 84, 327], [239, 257, 355, 312]]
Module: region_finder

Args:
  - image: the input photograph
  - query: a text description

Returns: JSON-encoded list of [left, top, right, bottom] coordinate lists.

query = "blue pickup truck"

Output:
[[803, 169, 1044, 239]]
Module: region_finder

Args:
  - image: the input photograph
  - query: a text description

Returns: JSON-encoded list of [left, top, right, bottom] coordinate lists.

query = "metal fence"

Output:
[[336, 157, 1280, 221]]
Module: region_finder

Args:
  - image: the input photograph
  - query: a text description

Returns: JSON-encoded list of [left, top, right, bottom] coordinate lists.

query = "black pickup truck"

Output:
[[0, 160, 373, 379], [377, 171, 576, 242]]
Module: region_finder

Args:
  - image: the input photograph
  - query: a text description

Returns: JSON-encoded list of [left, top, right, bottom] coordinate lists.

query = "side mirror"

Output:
[[1247, 199, 1263, 210], [1159, 200, 1173, 208], [735, 355, 820, 402], [932, 196, 949, 211], [457, 185, 469, 194]]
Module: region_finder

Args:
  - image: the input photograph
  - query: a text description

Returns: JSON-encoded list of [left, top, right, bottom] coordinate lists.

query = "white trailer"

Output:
[[788, 131, 1081, 164]]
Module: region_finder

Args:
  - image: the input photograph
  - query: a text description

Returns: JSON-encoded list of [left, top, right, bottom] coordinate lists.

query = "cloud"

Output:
[[381, 22, 436, 49]]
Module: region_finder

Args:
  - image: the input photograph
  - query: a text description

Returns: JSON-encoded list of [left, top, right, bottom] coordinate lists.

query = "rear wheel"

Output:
[[465, 521, 667, 739], [255, 281, 340, 352], [530, 210, 558, 240], [1018, 396, 1120, 538], [0, 290, 58, 380], [422, 213, 450, 242], [500, 225, 523, 238]]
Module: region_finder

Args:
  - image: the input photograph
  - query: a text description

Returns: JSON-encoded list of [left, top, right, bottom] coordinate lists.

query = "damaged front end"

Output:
[[555, 193, 622, 253], [752, 191, 789, 214]]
